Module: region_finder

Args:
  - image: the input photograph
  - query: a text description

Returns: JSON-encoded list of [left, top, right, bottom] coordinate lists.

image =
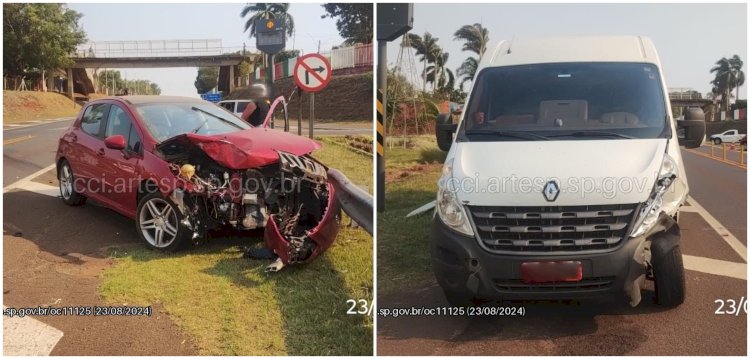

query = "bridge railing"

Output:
[[253, 43, 373, 81], [73, 39, 247, 58]]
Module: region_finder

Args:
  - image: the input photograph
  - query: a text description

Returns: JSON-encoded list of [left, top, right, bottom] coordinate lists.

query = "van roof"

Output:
[[482, 36, 660, 69]]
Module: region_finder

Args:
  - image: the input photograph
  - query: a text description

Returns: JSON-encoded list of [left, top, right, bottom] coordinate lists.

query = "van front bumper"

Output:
[[430, 214, 678, 304]]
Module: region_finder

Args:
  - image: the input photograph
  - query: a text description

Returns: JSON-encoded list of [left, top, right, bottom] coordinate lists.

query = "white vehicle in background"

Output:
[[218, 100, 251, 117], [433, 36, 706, 309], [709, 129, 744, 144]]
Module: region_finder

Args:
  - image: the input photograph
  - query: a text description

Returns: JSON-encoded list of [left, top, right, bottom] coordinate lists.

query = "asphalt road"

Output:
[[376, 147, 747, 355]]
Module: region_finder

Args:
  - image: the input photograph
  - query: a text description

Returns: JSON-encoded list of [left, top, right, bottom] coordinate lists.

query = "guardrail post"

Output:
[[741, 145, 745, 165], [722, 143, 727, 161], [711, 141, 715, 157]]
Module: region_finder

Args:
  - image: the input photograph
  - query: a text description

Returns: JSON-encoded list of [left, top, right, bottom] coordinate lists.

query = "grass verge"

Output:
[[99, 138, 373, 355], [377, 136, 446, 295], [3, 90, 80, 123]]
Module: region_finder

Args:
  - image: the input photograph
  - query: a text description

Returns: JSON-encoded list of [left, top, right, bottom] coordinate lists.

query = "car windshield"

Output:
[[135, 102, 251, 142], [457, 62, 669, 142]]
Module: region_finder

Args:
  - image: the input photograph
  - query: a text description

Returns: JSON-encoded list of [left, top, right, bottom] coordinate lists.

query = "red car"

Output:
[[55, 96, 340, 270]]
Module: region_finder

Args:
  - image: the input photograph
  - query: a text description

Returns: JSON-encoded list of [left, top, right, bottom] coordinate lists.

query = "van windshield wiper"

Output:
[[548, 131, 635, 139], [465, 129, 550, 141]]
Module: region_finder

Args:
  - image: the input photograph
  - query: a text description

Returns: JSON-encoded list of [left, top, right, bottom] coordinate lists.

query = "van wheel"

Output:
[[652, 243, 686, 307], [135, 192, 190, 252], [713, 138, 722, 145], [58, 160, 86, 206]]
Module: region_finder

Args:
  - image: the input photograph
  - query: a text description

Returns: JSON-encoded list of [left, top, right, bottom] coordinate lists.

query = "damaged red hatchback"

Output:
[[55, 96, 340, 270]]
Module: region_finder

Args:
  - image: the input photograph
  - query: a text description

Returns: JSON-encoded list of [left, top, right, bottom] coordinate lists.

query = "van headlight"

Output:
[[629, 154, 678, 238], [436, 158, 474, 236]]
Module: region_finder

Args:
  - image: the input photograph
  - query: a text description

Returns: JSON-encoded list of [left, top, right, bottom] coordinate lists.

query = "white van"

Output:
[[433, 36, 705, 308]]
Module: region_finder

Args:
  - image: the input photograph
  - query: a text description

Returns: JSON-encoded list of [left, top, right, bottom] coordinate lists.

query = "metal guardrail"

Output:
[[327, 168, 373, 236]]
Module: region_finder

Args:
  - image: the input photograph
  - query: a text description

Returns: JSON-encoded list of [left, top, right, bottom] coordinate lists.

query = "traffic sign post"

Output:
[[376, 3, 413, 212], [255, 17, 286, 99], [294, 53, 332, 139]]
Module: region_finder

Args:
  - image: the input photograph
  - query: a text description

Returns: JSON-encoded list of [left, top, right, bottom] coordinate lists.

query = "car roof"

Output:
[[480, 35, 661, 69], [93, 95, 207, 105]]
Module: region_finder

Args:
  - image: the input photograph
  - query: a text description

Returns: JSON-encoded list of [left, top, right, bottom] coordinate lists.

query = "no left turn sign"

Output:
[[293, 53, 332, 93]]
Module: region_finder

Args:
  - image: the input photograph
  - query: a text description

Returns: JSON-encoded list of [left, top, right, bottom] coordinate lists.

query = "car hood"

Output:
[[156, 128, 321, 169], [450, 139, 668, 206]]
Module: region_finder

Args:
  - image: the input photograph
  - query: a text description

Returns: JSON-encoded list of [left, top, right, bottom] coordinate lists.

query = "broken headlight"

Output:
[[629, 153, 677, 238], [436, 158, 474, 236]]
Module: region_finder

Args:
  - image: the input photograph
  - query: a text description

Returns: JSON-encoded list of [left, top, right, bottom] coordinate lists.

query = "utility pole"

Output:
[[376, 4, 413, 212]]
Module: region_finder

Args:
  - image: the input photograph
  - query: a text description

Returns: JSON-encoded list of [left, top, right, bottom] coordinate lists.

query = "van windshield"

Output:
[[457, 62, 669, 141]]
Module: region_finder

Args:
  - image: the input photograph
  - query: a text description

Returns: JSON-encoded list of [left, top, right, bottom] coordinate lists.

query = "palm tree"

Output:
[[456, 56, 478, 91], [406, 32, 441, 93], [453, 23, 489, 58], [425, 51, 454, 93], [240, 3, 295, 39], [454, 23, 489, 91], [710, 55, 745, 112]]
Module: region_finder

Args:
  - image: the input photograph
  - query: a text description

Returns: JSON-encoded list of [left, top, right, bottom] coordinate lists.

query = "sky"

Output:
[[387, 3, 747, 97], [69, 3, 344, 97]]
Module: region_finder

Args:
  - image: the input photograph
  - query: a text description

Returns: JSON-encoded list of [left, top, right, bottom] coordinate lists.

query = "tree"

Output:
[[3, 3, 86, 89], [406, 32, 442, 93], [710, 55, 745, 111], [240, 3, 294, 39], [453, 23, 489, 90], [321, 3, 372, 45], [274, 49, 300, 63], [194, 67, 219, 94], [150, 83, 161, 95], [426, 51, 454, 94]]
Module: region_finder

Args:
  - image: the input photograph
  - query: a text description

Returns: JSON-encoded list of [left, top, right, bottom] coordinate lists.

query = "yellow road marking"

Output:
[[3, 135, 34, 146], [685, 148, 747, 170]]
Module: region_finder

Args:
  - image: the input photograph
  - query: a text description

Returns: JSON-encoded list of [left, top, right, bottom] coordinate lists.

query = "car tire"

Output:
[[713, 138, 722, 145], [58, 160, 86, 206], [651, 242, 686, 307], [135, 191, 190, 252]]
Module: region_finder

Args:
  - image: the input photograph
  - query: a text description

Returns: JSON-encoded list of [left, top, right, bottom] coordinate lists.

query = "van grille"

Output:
[[468, 204, 639, 253]]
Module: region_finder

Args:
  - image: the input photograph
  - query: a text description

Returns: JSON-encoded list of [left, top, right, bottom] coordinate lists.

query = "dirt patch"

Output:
[[386, 163, 442, 183], [3, 91, 81, 123], [3, 190, 196, 355]]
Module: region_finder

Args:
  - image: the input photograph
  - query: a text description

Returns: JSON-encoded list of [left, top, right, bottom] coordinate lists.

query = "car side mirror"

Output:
[[104, 134, 126, 150], [435, 113, 457, 151], [676, 108, 706, 149]]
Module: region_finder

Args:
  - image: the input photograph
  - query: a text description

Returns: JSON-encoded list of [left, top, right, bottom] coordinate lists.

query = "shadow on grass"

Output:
[[419, 147, 447, 164], [204, 252, 372, 355]]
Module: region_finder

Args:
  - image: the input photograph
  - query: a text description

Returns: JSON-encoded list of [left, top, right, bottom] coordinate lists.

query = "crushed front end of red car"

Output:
[[155, 128, 340, 271]]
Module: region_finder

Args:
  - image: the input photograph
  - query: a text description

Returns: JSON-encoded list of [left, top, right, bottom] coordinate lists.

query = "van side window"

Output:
[[80, 104, 110, 137], [236, 101, 250, 113]]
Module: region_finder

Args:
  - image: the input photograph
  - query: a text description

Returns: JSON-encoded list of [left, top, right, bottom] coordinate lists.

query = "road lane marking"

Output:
[[3, 163, 56, 193], [3, 306, 64, 355], [687, 196, 747, 262], [18, 182, 60, 197], [685, 148, 747, 170], [682, 255, 746, 280], [3, 135, 35, 146]]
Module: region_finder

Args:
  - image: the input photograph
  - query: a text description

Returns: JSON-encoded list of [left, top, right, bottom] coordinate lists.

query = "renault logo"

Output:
[[543, 180, 560, 202]]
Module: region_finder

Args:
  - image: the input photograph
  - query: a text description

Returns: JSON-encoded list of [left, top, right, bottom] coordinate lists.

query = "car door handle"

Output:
[[97, 148, 105, 156]]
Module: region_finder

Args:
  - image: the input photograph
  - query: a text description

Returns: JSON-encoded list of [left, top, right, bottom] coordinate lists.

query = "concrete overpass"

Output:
[[65, 39, 256, 98]]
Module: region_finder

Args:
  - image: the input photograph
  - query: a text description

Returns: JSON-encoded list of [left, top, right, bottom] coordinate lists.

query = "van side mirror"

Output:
[[676, 107, 706, 149], [435, 113, 457, 151]]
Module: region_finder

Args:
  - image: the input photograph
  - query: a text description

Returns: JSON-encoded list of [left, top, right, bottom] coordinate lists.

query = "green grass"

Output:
[[377, 136, 446, 295], [99, 139, 373, 355]]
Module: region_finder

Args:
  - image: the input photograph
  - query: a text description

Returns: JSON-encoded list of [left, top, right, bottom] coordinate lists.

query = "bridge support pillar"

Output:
[[228, 65, 235, 94], [66, 68, 74, 99]]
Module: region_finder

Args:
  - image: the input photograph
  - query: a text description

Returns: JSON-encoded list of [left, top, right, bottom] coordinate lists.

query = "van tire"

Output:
[[652, 243, 686, 307]]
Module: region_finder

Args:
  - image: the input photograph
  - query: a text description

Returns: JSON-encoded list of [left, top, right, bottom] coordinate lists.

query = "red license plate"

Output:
[[520, 261, 583, 284]]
